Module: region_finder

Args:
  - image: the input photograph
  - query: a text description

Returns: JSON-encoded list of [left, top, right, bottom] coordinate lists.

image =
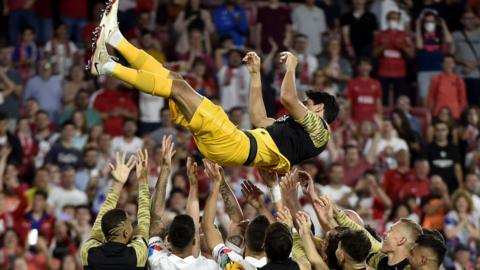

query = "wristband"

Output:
[[269, 184, 282, 203]]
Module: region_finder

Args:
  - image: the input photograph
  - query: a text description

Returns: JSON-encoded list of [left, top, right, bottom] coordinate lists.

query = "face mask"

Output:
[[425, 22, 436, 33], [388, 20, 401, 30]]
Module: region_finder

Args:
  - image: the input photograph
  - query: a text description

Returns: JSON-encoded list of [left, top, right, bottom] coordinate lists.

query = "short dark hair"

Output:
[[168, 214, 195, 250], [245, 215, 270, 252], [443, 54, 456, 62], [325, 226, 349, 269], [305, 91, 339, 124], [264, 223, 292, 262], [416, 229, 447, 267], [101, 209, 128, 240], [338, 229, 371, 263], [34, 190, 49, 200]]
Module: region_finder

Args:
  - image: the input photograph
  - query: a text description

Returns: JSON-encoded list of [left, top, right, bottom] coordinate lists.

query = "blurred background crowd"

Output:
[[0, 0, 480, 269]]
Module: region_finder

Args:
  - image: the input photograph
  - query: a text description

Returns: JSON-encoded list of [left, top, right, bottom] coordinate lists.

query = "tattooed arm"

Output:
[[149, 136, 175, 237], [219, 177, 245, 240]]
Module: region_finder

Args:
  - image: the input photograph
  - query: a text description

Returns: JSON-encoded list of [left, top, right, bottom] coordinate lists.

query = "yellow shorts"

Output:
[[170, 98, 291, 174]]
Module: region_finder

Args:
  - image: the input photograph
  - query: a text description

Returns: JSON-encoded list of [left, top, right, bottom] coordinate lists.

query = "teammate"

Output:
[[88, 0, 339, 174], [80, 150, 150, 269]]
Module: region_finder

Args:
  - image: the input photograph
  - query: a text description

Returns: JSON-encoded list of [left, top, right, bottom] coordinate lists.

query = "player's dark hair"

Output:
[[416, 229, 447, 267], [325, 226, 349, 269], [338, 229, 371, 263], [245, 215, 270, 252], [364, 224, 382, 242], [264, 222, 293, 262], [305, 91, 339, 124], [101, 209, 128, 240], [168, 214, 195, 250]]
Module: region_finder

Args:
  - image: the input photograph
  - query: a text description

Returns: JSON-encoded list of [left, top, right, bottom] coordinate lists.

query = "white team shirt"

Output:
[[148, 236, 219, 270], [212, 244, 267, 270]]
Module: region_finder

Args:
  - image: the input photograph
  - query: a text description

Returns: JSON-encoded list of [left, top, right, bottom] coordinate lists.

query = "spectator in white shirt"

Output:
[[47, 166, 87, 216], [291, 0, 327, 55], [318, 163, 357, 209], [111, 119, 143, 157], [138, 92, 164, 135], [218, 49, 250, 111], [292, 33, 318, 90], [364, 119, 409, 156]]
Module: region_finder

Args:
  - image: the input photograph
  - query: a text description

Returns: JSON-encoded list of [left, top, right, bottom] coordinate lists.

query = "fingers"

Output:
[[109, 163, 114, 171], [115, 152, 120, 166], [126, 154, 136, 169]]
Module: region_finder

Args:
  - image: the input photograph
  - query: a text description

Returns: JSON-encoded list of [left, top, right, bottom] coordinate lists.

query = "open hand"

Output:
[[109, 152, 136, 185], [276, 206, 294, 229], [186, 157, 198, 187], [160, 135, 176, 169], [135, 149, 149, 182], [241, 180, 264, 209], [296, 211, 312, 236], [203, 159, 224, 185]]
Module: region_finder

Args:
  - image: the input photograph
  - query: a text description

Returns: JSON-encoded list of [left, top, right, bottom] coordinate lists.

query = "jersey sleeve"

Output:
[[366, 251, 387, 269], [295, 110, 330, 148], [212, 244, 244, 269], [129, 183, 150, 267], [148, 236, 168, 268]]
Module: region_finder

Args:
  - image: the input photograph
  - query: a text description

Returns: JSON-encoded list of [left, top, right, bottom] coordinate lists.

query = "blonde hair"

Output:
[[399, 218, 423, 249]]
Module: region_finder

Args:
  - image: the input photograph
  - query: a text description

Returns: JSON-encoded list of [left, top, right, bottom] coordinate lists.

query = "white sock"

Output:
[[107, 29, 123, 47], [102, 60, 116, 75]]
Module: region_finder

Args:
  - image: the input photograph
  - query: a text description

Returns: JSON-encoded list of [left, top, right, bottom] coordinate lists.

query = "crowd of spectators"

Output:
[[0, 0, 480, 269]]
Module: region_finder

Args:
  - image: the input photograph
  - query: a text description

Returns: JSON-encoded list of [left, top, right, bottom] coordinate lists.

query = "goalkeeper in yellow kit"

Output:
[[88, 0, 339, 174]]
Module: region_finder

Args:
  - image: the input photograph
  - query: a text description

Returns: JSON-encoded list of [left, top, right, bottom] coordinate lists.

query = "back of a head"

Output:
[[168, 214, 195, 251], [399, 219, 423, 248], [416, 230, 447, 268], [305, 91, 339, 124], [264, 222, 293, 262], [338, 229, 371, 263], [101, 209, 128, 241], [245, 215, 270, 253]]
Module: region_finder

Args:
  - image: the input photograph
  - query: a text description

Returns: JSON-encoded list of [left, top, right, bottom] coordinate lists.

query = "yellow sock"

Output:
[[115, 38, 170, 78], [111, 63, 172, 97]]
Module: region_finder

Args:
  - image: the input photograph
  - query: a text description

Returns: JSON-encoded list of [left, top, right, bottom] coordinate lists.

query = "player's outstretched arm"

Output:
[[81, 152, 136, 265], [201, 160, 225, 251], [244, 51, 275, 128], [149, 135, 175, 237], [132, 149, 151, 267], [186, 157, 201, 257], [279, 51, 309, 121]]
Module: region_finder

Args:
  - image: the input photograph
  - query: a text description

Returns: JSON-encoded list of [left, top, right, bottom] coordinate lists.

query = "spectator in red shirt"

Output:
[[18, 190, 54, 243], [59, 0, 88, 46], [346, 58, 383, 123], [255, 0, 291, 54], [374, 10, 414, 106], [338, 143, 377, 187], [398, 158, 431, 201], [382, 149, 416, 204], [0, 179, 28, 235], [427, 54, 467, 119], [184, 58, 217, 98], [92, 78, 138, 137]]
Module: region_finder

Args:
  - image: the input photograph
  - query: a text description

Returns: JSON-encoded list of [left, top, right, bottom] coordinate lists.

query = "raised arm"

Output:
[[131, 149, 151, 267], [279, 52, 309, 121], [201, 160, 225, 251], [280, 169, 302, 228], [259, 169, 284, 211], [244, 51, 275, 128], [149, 135, 175, 237], [186, 157, 200, 257], [297, 211, 329, 270], [81, 152, 136, 266], [219, 175, 245, 242]]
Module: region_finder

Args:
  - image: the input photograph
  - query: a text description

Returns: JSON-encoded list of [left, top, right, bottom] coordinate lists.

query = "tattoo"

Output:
[[220, 180, 240, 220]]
